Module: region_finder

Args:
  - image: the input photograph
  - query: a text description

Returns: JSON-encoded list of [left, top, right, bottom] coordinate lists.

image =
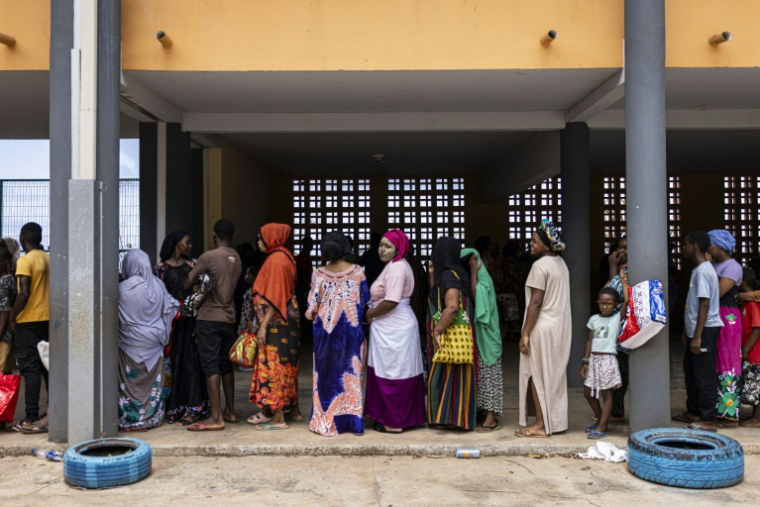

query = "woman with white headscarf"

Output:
[[118, 249, 179, 431]]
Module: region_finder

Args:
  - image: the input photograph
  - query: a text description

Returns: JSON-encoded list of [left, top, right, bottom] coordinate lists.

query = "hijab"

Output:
[[383, 229, 410, 263], [536, 218, 565, 253], [119, 249, 179, 369], [461, 248, 502, 366], [429, 237, 470, 309], [253, 223, 296, 319], [159, 229, 189, 263], [708, 229, 736, 255]]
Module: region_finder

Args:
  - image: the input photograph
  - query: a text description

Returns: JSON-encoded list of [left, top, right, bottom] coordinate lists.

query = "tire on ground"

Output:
[[63, 438, 152, 489], [627, 428, 743, 489]]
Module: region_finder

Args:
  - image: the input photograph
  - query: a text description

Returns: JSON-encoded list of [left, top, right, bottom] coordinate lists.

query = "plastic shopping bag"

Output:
[[0, 373, 21, 423], [619, 280, 667, 350]]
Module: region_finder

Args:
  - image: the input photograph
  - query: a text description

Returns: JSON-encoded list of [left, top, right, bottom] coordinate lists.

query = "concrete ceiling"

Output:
[[129, 69, 620, 113], [223, 131, 533, 176]]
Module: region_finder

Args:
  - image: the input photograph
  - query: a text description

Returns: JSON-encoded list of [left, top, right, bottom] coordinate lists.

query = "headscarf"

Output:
[[429, 237, 470, 309], [383, 229, 410, 263], [708, 229, 736, 255], [536, 218, 565, 252], [461, 248, 502, 366], [321, 231, 353, 262], [253, 223, 296, 319], [119, 249, 179, 370], [159, 229, 189, 263], [1, 238, 21, 263]]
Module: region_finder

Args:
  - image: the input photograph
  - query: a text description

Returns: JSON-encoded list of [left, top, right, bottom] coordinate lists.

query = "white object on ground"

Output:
[[37, 341, 49, 371], [577, 441, 628, 462]]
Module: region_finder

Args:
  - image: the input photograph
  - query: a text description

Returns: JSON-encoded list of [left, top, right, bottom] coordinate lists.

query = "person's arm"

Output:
[[717, 277, 735, 299], [608, 251, 621, 282], [256, 305, 276, 348], [743, 328, 760, 361], [8, 276, 31, 331], [0, 312, 9, 338], [738, 291, 760, 303], [519, 288, 545, 355], [427, 261, 434, 292], [619, 268, 630, 323], [183, 255, 207, 291], [690, 298, 710, 355], [365, 300, 399, 324], [432, 287, 460, 351], [580, 329, 593, 379]]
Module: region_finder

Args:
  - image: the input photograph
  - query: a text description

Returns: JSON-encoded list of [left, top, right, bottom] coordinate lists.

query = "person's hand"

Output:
[[433, 329, 442, 351], [519, 333, 530, 355], [742, 347, 750, 361], [580, 364, 588, 379], [469, 255, 480, 274], [428, 261, 434, 276], [705, 252, 713, 262], [8, 319, 16, 332], [256, 326, 267, 349], [619, 268, 627, 283], [609, 250, 621, 268], [690, 335, 703, 355], [365, 309, 373, 325]]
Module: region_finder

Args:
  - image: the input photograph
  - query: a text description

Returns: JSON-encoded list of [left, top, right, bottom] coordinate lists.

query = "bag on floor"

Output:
[[0, 373, 21, 423], [619, 279, 667, 350]]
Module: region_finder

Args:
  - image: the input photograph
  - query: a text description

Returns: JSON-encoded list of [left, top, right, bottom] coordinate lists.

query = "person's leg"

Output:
[[14, 323, 45, 424], [584, 386, 601, 422], [611, 352, 628, 420], [683, 339, 701, 420], [204, 374, 223, 427], [191, 321, 224, 430], [693, 328, 719, 428], [526, 377, 546, 433], [218, 323, 238, 422], [597, 389, 613, 433]]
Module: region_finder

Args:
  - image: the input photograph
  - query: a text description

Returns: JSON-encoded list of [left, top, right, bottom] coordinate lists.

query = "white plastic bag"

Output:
[[577, 441, 627, 462], [37, 341, 49, 371]]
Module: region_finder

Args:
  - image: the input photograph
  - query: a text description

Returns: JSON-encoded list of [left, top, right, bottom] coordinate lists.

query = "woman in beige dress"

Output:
[[516, 219, 571, 438]]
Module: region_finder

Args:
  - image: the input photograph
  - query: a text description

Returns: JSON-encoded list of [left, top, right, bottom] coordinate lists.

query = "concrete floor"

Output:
[[4, 338, 760, 457], [1, 454, 758, 506]]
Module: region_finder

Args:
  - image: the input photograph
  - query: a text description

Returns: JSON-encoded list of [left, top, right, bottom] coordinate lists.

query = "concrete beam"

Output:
[[480, 131, 560, 202], [589, 109, 760, 130], [182, 111, 566, 134], [567, 70, 625, 123], [120, 72, 182, 123]]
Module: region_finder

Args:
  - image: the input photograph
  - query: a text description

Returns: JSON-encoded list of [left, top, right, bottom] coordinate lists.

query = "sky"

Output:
[[0, 139, 139, 179]]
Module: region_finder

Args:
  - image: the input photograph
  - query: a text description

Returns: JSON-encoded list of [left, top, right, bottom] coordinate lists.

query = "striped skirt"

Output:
[[427, 361, 477, 430]]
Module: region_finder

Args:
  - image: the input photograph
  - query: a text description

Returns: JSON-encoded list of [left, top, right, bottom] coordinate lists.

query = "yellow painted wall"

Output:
[[0, 0, 50, 70]]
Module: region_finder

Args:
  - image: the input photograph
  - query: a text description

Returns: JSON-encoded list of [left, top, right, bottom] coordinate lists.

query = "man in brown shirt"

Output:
[[184, 219, 242, 431]]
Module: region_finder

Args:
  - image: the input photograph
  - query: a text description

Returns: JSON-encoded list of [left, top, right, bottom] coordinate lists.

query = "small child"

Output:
[[740, 267, 760, 427], [580, 268, 629, 440]]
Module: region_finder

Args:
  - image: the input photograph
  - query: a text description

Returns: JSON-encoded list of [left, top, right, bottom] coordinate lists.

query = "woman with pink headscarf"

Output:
[[364, 229, 426, 433]]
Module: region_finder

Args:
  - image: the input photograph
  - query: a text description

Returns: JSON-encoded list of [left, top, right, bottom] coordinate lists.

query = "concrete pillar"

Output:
[[61, 0, 121, 444], [625, 0, 671, 432], [190, 148, 205, 258], [560, 123, 591, 388], [48, 0, 74, 443], [139, 123, 158, 261], [165, 123, 193, 236]]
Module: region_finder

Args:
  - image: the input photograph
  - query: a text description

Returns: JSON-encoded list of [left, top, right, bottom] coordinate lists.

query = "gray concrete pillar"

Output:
[[139, 122, 158, 261], [48, 0, 74, 443], [190, 148, 205, 258], [625, 0, 671, 432], [560, 123, 591, 388], [165, 123, 193, 237]]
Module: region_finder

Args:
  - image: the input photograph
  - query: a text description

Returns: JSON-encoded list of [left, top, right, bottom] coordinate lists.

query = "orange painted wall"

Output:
[[0, 0, 50, 70]]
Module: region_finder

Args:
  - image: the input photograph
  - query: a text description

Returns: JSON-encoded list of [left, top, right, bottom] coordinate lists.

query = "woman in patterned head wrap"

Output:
[[515, 219, 571, 438], [707, 229, 743, 424]]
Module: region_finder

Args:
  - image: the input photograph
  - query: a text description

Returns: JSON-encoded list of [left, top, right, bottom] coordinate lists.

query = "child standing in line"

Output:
[[740, 267, 760, 427], [580, 268, 629, 440]]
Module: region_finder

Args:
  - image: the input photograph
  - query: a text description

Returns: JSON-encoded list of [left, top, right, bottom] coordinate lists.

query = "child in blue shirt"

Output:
[[580, 269, 629, 440]]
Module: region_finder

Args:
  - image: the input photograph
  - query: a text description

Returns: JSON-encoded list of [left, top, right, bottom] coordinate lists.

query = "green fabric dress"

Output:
[[460, 248, 502, 366]]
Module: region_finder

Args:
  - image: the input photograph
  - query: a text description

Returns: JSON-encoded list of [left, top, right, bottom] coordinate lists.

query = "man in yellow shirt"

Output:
[[9, 223, 50, 434]]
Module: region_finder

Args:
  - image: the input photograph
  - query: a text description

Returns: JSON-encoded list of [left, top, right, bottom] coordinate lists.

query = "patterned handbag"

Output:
[[229, 316, 259, 367], [432, 272, 474, 364]]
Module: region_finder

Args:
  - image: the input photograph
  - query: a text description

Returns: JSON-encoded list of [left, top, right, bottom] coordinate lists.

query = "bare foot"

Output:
[[223, 409, 240, 424]]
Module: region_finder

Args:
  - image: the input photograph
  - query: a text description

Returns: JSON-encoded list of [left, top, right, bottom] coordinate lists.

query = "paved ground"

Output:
[[1, 454, 757, 506]]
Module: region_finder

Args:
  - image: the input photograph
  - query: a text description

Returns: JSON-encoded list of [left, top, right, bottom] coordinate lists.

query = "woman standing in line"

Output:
[[365, 229, 426, 434], [118, 249, 179, 431], [154, 230, 209, 426], [248, 223, 303, 430], [305, 232, 369, 436], [427, 237, 477, 430], [461, 247, 503, 432], [708, 229, 743, 425]]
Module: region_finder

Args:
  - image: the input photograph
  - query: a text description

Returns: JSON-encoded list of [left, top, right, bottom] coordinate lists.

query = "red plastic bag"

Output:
[[0, 373, 21, 423]]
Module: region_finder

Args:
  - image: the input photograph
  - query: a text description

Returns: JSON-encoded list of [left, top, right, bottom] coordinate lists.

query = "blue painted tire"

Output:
[[627, 428, 743, 489], [63, 438, 152, 489]]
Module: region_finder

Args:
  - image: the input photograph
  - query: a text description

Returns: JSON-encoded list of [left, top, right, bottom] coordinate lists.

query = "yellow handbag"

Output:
[[431, 272, 474, 365]]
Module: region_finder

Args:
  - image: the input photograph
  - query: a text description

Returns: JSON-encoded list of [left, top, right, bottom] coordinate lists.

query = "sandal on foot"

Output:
[[476, 423, 502, 433], [587, 430, 608, 440], [672, 412, 697, 424], [584, 425, 598, 434], [254, 423, 289, 431], [686, 422, 717, 433], [20, 421, 48, 435], [247, 413, 271, 426], [174, 417, 198, 427], [373, 422, 401, 434], [514, 428, 548, 439], [187, 422, 225, 432]]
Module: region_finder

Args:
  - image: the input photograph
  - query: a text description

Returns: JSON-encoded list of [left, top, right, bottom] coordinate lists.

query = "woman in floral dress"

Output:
[[305, 232, 369, 436]]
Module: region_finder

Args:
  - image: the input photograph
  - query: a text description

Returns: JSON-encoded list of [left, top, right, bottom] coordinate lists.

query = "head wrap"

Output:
[[429, 237, 470, 309], [461, 248, 502, 366], [536, 218, 565, 252], [253, 224, 296, 319], [159, 229, 189, 263], [119, 249, 179, 370], [321, 231, 353, 262], [383, 229, 410, 263], [708, 229, 736, 255], [1, 238, 21, 262]]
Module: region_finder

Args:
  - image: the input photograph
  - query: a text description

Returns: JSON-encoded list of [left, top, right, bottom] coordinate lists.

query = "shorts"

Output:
[[742, 362, 760, 407], [195, 320, 235, 379], [584, 354, 622, 397]]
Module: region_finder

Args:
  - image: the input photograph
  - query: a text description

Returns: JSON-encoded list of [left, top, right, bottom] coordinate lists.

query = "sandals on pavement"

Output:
[[686, 422, 717, 433], [373, 422, 402, 434], [19, 421, 48, 435], [187, 422, 225, 432], [584, 425, 598, 434], [587, 430, 608, 440], [672, 412, 698, 424], [476, 422, 502, 433], [255, 423, 289, 431], [514, 428, 548, 439], [247, 413, 272, 425]]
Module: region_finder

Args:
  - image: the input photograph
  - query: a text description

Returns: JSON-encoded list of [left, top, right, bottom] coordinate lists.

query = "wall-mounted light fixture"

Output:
[[709, 31, 732, 45], [540, 30, 557, 47], [0, 32, 16, 48], [156, 31, 173, 49]]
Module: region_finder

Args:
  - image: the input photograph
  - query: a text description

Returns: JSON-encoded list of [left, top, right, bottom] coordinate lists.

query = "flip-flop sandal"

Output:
[[187, 423, 225, 432], [287, 415, 307, 423], [514, 428, 549, 439], [587, 430, 608, 440], [373, 422, 401, 434], [247, 413, 272, 426], [174, 418, 198, 427], [19, 421, 49, 435], [223, 415, 240, 424], [672, 412, 697, 424], [584, 424, 598, 434], [476, 424, 502, 433], [254, 423, 289, 431], [686, 422, 717, 433]]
